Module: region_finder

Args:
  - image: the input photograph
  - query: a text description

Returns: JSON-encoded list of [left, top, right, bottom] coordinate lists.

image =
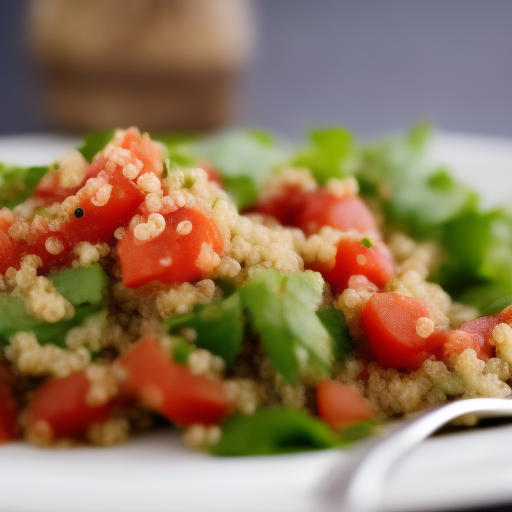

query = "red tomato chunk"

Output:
[[0, 362, 19, 443], [119, 337, 231, 426], [118, 207, 224, 288], [319, 238, 395, 291], [295, 190, 379, 237], [317, 379, 373, 430], [27, 371, 113, 441], [254, 185, 307, 226], [362, 292, 440, 370]]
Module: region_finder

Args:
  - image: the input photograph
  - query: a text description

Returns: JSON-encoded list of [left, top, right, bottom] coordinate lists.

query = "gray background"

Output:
[[1, 0, 512, 138]]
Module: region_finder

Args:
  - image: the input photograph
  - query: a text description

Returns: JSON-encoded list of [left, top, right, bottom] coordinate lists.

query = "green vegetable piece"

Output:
[[292, 128, 357, 185], [221, 175, 259, 210], [77, 130, 114, 163], [193, 130, 287, 209], [193, 130, 285, 180], [153, 132, 198, 169], [361, 237, 373, 248], [280, 270, 325, 310], [483, 294, 512, 316], [436, 210, 512, 308], [239, 269, 333, 384], [0, 264, 109, 347], [316, 306, 353, 361], [172, 337, 195, 365], [0, 164, 48, 209], [389, 168, 478, 232], [210, 409, 338, 456], [338, 419, 381, 446], [48, 265, 109, 306], [0, 295, 104, 347], [166, 293, 244, 367]]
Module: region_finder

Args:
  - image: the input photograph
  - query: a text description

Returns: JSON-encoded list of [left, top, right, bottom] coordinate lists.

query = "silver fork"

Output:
[[317, 398, 512, 512]]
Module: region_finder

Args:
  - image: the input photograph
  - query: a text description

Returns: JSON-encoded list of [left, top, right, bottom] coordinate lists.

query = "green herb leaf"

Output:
[[434, 210, 512, 311], [192, 130, 287, 209], [338, 419, 381, 446], [210, 409, 338, 456], [77, 131, 114, 163], [166, 293, 244, 367], [483, 294, 512, 316], [172, 337, 195, 364], [221, 175, 259, 210], [239, 270, 333, 384], [0, 164, 48, 209], [361, 237, 373, 248], [48, 265, 109, 306], [316, 306, 353, 361], [292, 128, 357, 185], [0, 264, 109, 347]]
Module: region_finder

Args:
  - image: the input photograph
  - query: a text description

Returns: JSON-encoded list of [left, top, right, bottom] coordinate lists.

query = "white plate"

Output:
[[1, 133, 512, 512]]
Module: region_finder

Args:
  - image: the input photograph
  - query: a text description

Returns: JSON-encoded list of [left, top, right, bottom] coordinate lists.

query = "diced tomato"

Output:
[[431, 328, 493, 363], [317, 379, 374, 430], [430, 314, 499, 363], [362, 292, 441, 370], [460, 315, 499, 359], [295, 190, 379, 237], [318, 238, 395, 291], [0, 214, 19, 274], [121, 131, 163, 177], [0, 361, 19, 443], [119, 337, 231, 426], [33, 158, 107, 206], [27, 371, 113, 441], [200, 163, 223, 187], [498, 305, 512, 325], [118, 207, 224, 288], [16, 169, 146, 273], [253, 185, 307, 226]]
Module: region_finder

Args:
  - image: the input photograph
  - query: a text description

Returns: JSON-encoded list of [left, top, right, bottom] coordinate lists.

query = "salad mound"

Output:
[[1, 126, 512, 454]]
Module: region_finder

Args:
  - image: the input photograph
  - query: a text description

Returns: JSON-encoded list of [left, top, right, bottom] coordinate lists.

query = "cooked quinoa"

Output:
[[1, 126, 512, 456]]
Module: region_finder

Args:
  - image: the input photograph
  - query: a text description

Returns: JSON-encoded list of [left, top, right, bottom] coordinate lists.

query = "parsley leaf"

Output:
[[77, 130, 114, 163], [166, 293, 244, 367], [210, 409, 338, 456], [316, 306, 353, 361], [0, 164, 48, 209], [192, 130, 287, 209], [0, 265, 108, 347], [292, 128, 357, 185]]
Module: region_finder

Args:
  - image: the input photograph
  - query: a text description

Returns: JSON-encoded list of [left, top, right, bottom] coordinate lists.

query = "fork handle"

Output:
[[317, 398, 512, 512]]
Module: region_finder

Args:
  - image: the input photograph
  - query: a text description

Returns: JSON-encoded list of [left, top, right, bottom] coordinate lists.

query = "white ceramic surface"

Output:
[[0, 133, 512, 512]]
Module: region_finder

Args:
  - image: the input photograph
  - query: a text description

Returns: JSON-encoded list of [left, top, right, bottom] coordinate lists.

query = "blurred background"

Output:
[[1, 0, 512, 139]]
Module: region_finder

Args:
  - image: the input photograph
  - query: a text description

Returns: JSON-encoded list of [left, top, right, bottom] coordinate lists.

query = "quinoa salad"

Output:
[[1, 125, 512, 455]]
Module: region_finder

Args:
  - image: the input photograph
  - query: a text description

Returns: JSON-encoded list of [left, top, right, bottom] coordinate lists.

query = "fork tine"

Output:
[[317, 398, 512, 512]]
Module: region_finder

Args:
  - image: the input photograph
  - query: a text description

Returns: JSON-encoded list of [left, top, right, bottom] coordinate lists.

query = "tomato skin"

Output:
[[33, 158, 107, 206], [317, 380, 373, 430], [119, 337, 231, 426], [295, 190, 379, 237], [320, 238, 395, 291], [27, 371, 113, 440], [121, 132, 163, 178], [460, 315, 498, 359], [17, 169, 146, 273], [254, 185, 307, 226], [118, 207, 224, 288], [430, 314, 499, 363], [0, 215, 19, 274], [0, 362, 19, 443], [362, 292, 440, 370]]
